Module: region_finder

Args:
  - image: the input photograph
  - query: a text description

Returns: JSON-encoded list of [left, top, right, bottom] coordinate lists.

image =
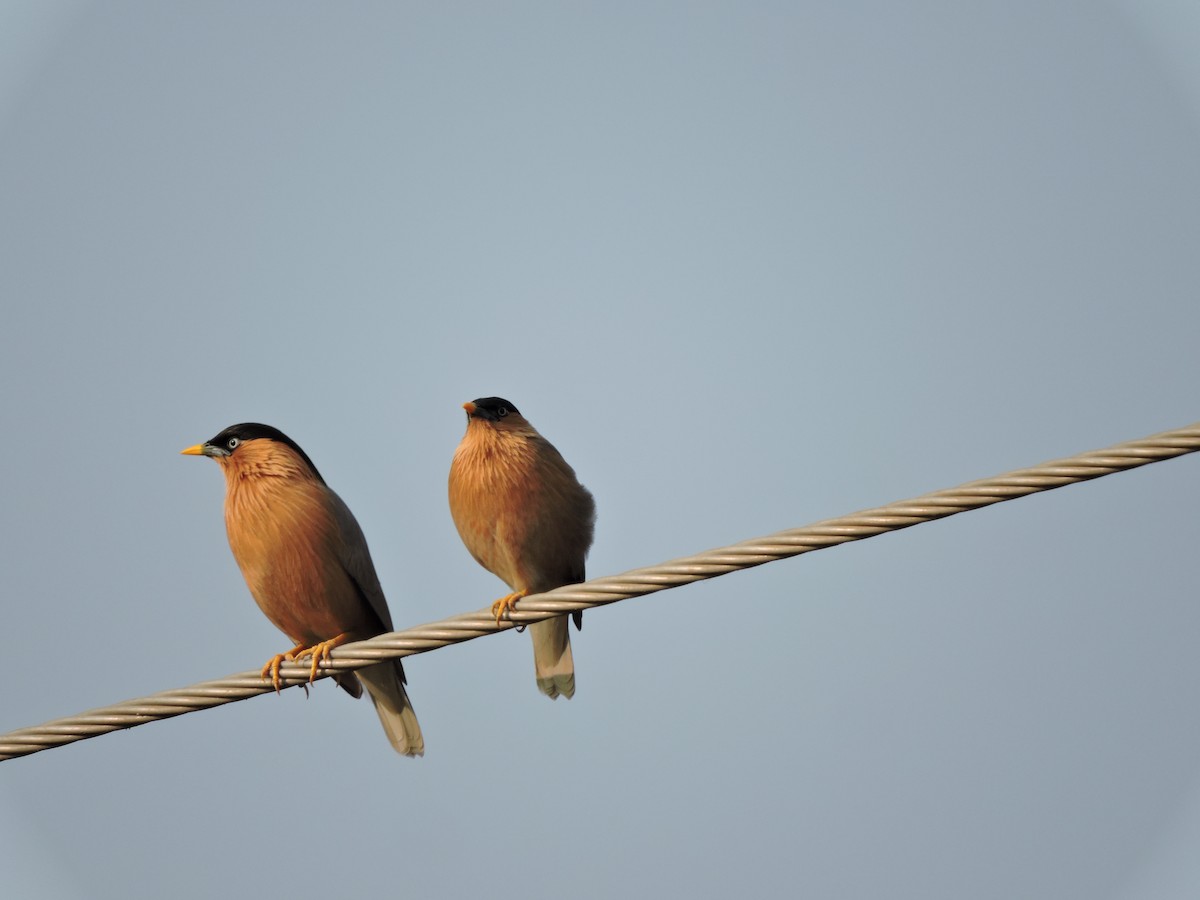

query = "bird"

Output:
[[182, 423, 423, 756], [448, 397, 595, 700]]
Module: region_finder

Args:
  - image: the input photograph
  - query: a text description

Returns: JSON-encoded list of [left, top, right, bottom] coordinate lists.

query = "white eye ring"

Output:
[[227, 437, 240, 449], [497, 407, 509, 417]]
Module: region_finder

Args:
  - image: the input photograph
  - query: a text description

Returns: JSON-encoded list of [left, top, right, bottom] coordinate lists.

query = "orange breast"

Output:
[[449, 424, 594, 594], [224, 478, 377, 645]]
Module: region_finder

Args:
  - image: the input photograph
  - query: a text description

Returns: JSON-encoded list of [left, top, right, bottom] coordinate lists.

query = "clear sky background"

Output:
[[2, 3, 1199, 898]]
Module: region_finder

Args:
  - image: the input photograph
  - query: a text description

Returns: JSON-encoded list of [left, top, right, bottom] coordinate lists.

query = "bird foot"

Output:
[[490, 590, 528, 626], [293, 633, 351, 683], [260, 643, 310, 693]]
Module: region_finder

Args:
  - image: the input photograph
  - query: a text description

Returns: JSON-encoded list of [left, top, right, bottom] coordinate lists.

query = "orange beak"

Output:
[[462, 401, 477, 415]]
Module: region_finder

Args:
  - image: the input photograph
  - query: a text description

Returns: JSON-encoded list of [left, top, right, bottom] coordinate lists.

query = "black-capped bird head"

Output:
[[463, 397, 522, 424], [180, 423, 325, 483]]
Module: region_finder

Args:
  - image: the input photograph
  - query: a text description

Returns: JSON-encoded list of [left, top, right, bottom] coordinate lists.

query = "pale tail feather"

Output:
[[356, 661, 424, 757], [530, 616, 575, 700]]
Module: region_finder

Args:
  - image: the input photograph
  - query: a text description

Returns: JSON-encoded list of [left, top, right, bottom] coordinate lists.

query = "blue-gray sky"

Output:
[[3, 3, 1200, 898]]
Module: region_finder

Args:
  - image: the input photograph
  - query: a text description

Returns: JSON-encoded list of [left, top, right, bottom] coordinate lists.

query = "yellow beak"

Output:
[[462, 401, 477, 414], [180, 444, 206, 456]]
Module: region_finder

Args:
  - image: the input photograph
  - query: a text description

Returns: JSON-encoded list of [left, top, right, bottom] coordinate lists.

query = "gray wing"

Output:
[[538, 437, 595, 631], [327, 488, 395, 633]]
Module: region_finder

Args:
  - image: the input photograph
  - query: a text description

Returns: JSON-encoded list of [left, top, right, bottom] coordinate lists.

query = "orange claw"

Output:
[[260, 643, 309, 693], [490, 590, 528, 626], [294, 633, 351, 683]]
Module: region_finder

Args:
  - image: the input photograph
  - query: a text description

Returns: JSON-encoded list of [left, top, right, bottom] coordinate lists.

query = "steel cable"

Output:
[[2, 422, 1197, 760]]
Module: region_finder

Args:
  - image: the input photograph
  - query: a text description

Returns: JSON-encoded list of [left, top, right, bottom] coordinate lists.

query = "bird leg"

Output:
[[491, 590, 528, 626], [293, 633, 352, 684], [261, 643, 310, 694]]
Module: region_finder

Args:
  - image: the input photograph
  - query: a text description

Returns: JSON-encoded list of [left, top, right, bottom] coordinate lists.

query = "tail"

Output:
[[356, 660, 424, 757], [530, 616, 575, 700]]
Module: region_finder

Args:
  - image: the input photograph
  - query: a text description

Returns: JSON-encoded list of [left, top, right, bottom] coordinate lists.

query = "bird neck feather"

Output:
[[218, 440, 320, 494], [457, 418, 541, 469], [219, 443, 329, 544]]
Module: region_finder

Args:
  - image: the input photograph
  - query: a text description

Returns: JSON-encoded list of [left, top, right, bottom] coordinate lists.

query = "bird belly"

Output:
[[227, 495, 372, 646], [449, 434, 592, 593], [449, 483, 530, 591], [244, 551, 360, 646]]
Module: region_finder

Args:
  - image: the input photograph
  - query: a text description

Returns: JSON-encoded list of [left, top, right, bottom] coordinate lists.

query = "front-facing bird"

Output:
[[449, 397, 595, 699], [182, 423, 423, 756]]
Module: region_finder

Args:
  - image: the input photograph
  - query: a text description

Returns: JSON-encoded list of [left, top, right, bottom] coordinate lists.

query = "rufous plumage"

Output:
[[449, 398, 595, 699], [183, 423, 423, 756]]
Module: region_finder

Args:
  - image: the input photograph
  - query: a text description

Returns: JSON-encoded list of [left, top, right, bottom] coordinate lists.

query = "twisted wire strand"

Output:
[[3, 422, 1198, 761]]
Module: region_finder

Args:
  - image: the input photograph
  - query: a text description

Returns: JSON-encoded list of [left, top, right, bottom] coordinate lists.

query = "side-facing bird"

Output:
[[448, 397, 595, 700], [182, 423, 423, 756]]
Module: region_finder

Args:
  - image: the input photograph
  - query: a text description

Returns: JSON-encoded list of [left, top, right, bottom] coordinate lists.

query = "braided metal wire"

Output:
[[3, 422, 1198, 761]]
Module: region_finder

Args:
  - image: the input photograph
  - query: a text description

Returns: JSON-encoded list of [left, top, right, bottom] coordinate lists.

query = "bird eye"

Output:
[[497, 407, 509, 417], [227, 437, 240, 450]]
